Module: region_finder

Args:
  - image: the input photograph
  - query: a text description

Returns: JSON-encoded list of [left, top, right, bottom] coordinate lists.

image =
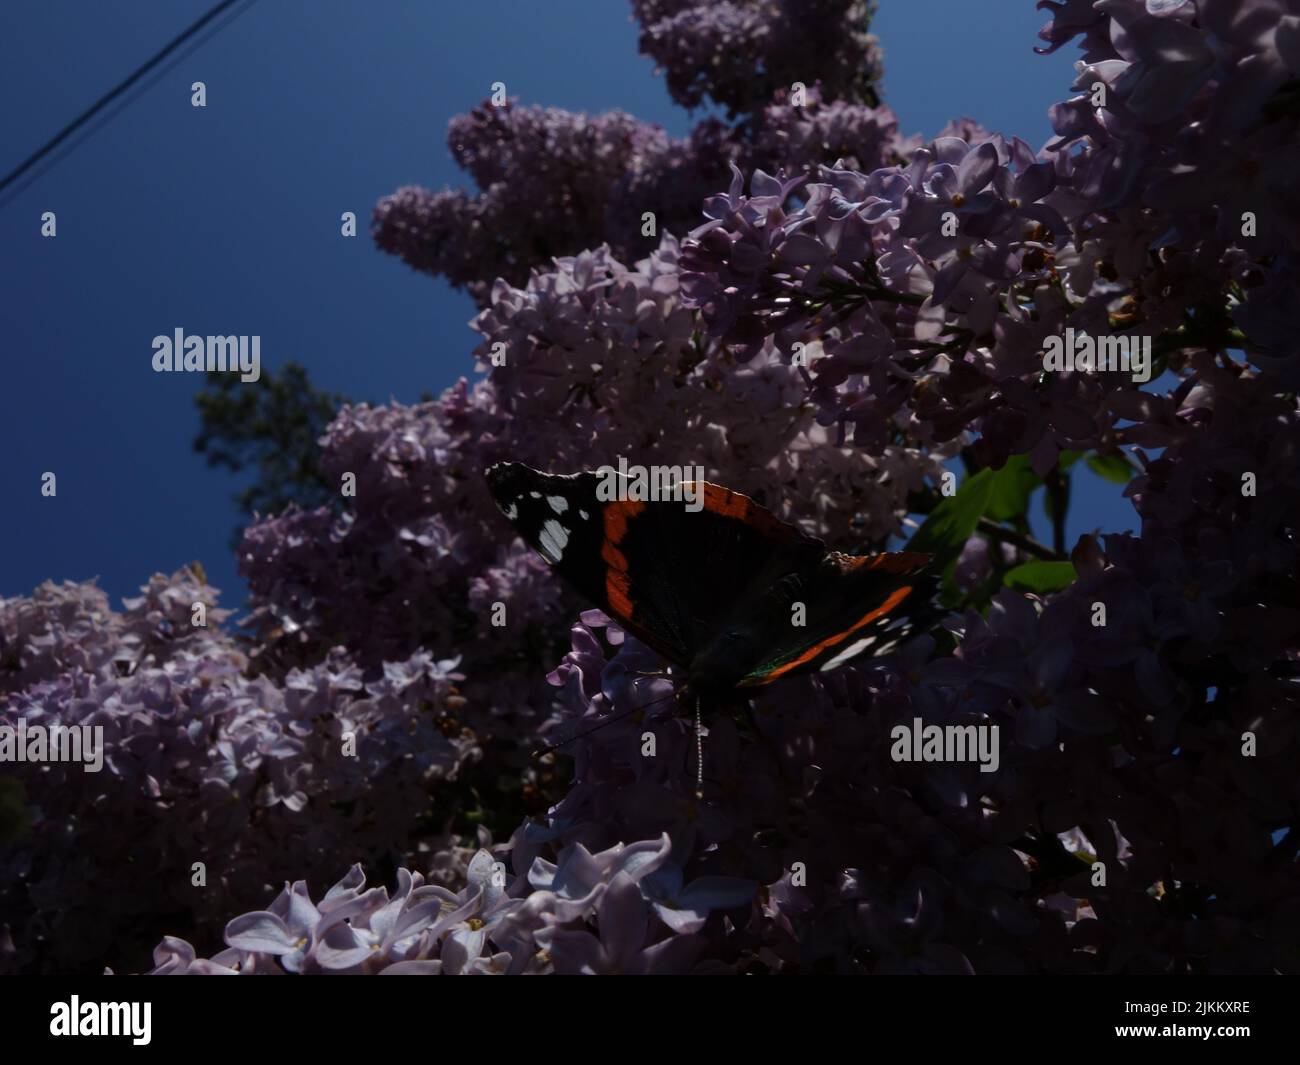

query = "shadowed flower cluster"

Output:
[[631, 0, 883, 116], [0, 569, 472, 973]]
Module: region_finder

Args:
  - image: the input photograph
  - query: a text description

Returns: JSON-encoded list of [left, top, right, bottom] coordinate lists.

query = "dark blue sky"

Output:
[[2, 0, 1112, 612]]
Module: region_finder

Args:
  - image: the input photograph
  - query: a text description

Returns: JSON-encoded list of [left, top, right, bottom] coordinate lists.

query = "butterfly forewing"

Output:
[[484, 464, 680, 662], [610, 480, 826, 668]]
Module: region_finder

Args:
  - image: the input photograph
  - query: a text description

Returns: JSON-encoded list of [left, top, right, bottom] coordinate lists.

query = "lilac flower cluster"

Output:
[[689, 219, 1286, 472], [631, 0, 883, 115], [1038, 0, 1300, 385], [673, 1, 1300, 472], [148, 832, 753, 974], [373, 90, 910, 304], [373, 4, 896, 302], [373, 102, 664, 303], [680, 139, 1097, 470], [0, 569, 473, 973]]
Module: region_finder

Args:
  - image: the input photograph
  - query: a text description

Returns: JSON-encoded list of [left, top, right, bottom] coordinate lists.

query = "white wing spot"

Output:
[[579, 509, 589, 520], [547, 495, 569, 515], [502, 503, 518, 521], [820, 635, 876, 671], [538, 520, 570, 563], [528, 491, 541, 499]]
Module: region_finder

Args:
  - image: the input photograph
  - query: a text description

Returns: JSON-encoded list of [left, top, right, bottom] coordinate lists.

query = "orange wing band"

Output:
[[602, 500, 645, 622], [742, 584, 914, 685]]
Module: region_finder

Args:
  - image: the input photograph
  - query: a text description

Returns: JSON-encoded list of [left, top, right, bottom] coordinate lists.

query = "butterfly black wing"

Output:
[[733, 550, 937, 687], [485, 463, 825, 673]]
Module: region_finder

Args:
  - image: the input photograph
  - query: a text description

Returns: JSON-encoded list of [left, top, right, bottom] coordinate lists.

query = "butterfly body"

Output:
[[486, 462, 936, 695]]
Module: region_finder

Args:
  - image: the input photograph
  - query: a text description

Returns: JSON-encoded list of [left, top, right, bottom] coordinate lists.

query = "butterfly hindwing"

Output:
[[605, 479, 826, 670], [735, 551, 936, 687]]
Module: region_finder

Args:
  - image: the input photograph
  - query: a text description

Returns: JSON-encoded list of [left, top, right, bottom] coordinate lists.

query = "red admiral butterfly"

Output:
[[486, 462, 936, 701]]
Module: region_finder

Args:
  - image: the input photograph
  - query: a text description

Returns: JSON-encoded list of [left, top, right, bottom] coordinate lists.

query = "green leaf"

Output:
[[193, 362, 352, 545], [1003, 561, 1077, 594], [1058, 450, 1086, 470], [1086, 452, 1136, 484], [909, 468, 994, 561], [984, 455, 1041, 523], [0, 777, 30, 843]]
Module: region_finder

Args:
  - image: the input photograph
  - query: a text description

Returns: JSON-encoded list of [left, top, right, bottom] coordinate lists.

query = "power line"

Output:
[[0, 0, 250, 195]]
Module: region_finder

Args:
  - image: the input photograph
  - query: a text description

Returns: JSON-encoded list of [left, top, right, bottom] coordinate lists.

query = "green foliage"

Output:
[[0, 777, 31, 843], [1004, 560, 1077, 593], [1086, 451, 1136, 484], [909, 467, 994, 561], [984, 455, 1039, 523], [911, 450, 1115, 609], [193, 362, 351, 534]]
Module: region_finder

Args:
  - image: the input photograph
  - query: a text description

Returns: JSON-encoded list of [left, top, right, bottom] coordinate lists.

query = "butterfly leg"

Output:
[[675, 683, 707, 800]]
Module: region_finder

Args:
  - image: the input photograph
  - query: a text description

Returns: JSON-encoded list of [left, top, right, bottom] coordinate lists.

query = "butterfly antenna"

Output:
[[529, 689, 677, 760], [694, 692, 705, 800]]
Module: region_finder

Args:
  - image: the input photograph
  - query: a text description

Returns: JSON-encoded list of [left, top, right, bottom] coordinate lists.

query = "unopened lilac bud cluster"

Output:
[[631, 0, 883, 116]]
